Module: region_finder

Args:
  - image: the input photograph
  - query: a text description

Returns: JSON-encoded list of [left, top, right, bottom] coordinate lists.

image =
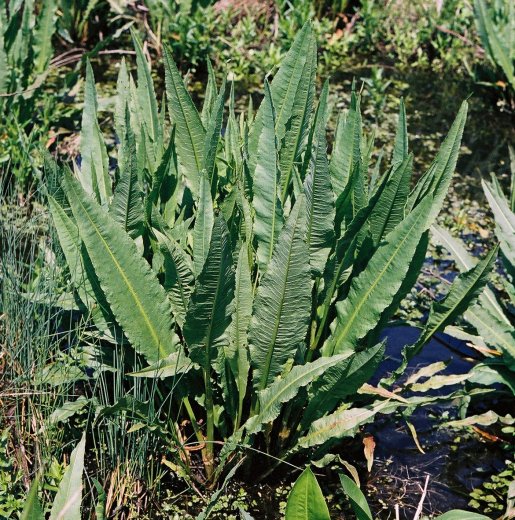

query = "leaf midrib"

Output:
[[330, 207, 427, 353], [260, 208, 301, 390], [68, 178, 167, 358]]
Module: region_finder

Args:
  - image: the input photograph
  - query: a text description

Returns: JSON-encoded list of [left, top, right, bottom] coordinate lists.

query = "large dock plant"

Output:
[[47, 25, 495, 484]]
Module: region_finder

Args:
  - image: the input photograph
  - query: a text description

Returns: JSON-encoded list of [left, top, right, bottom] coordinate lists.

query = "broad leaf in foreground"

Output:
[[285, 468, 330, 520]]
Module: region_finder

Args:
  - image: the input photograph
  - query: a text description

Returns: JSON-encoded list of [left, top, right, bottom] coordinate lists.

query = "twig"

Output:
[[413, 474, 430, 520], [435, 25, 485, 56]]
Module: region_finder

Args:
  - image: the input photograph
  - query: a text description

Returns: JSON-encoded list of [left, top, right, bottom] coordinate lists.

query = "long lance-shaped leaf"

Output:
[[329, 89, 362, 200], [408, 102, 468, 218], [509, 145, 515, 212], [474, 0, 515, 89], [252, 80, 284, 272], [392, 98, 408, 168], [201, 58, 218, 128], [323, 196, 433, 356], [110, 106, 144, 237], [33, 0, 56, 73], [248, 22, 313, 175], [131, 29, 161, 153], [0, 26, 7, 94], [203, 76, 226, 180], [482, 178, 515, 271], [183, 216, 235, 455], [301, 343, 384, 429], [430, 226, 515, 369], [279, 32, 317, 201], [245, 354, 351, 435], [79, 61, 111, 206], [303, 82, 335, 276], [62, 173, 177, 363], [226, 244, 253, 426], [249, 197, 311, 390], [49, 434, 85, 520], [20, 474, 43, 520], [296, 401, 391, 451], [339, 475, 373, 520], [431, 225, 509, 323], [370, 231, 429, 343], [48, 195, 112, 333], [393, 246, 500, 377], [285, 468, 330, 520], [184, 215, 235, 363], [369, 153, 413, 246], [163, 45, 206, 195], [193, 171, 214, 275], [296, 391, 488, 453], [160, 235, 194, 328], [114, 58, 130, 151]]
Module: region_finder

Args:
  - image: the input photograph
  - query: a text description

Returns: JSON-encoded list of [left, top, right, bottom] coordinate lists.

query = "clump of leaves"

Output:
[[46, 24, 494, 489], [432, 146, 515, 395], [474, 0, 515, 93]]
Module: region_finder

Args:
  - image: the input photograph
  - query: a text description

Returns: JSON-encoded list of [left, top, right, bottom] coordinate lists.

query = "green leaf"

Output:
[[392, 98, 408, 168], [431, 225, 509, 323], [252, 80, 284, 272], [482, 177, 515, 271], [160, 235, 194, 328], [330, 89, 362, 200], [297, 402, 388, 450], [110, 106, 144, 237], [398, 246, 499, 373], [246, 354, 352, 435], [184, 215, 235, 368], [249, 197, 311, 390], [62, 173, 177, 363], [48, 193, 112, 333], [436, 511, 491, 520], [201, 58, 218, 128], [285, 468, 330, 520], [303, 82, 335, 276], [114, 58, 130, 146], [474, 0, 514, 89], [248, 22, 314, 177], [278, 28, 317, 201], [323, 196, 433, 356], [131, 29, 161, 152], [79, 60, 111, 206], [33, 0, 56, 73], [20, 475, 43, 520], [408, 102, 467, 222], [193, 171, 214, 276], [369, 153, 413, 246], [301, 343, 384, 428], [203, 76, 226, 180], [93, 479, 106, 520], [164, 45, 206, 195], [49, 433, 86, 520], [128, 350, 196, 378], [339, 474, 373, 520], [226, 244, 253, 425]]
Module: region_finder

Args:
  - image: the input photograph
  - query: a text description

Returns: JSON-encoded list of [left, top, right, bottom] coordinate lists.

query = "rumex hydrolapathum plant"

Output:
[[46, 24, 495, 485]]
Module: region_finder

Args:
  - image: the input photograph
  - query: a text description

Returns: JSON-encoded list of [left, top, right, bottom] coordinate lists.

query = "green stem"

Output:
[[183, 397, 204, 446]]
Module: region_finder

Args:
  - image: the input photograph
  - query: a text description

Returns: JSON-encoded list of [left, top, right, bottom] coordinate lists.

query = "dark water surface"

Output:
[[359, 326, 509, 518]]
